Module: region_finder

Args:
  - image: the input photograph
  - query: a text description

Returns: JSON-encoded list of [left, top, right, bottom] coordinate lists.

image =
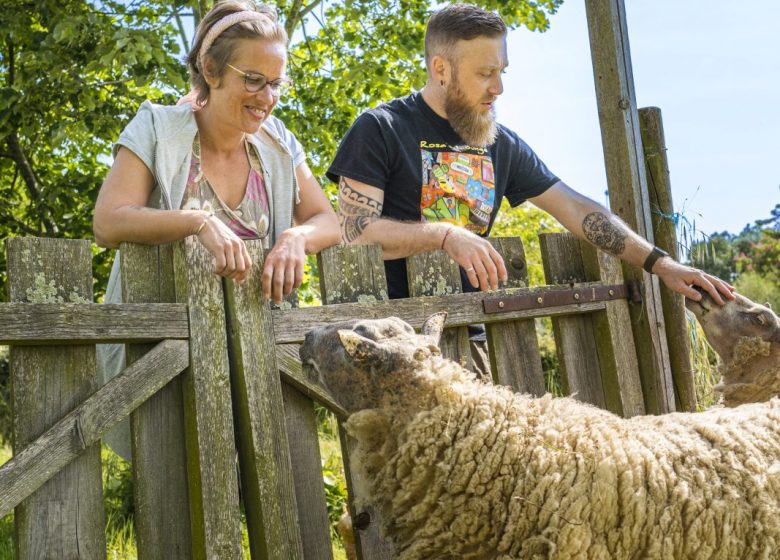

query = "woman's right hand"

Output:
[[195, 213, 252, 284]]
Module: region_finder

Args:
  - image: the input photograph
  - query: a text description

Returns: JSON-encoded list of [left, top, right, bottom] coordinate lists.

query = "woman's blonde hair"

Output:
[[186, 1, 288, 105]]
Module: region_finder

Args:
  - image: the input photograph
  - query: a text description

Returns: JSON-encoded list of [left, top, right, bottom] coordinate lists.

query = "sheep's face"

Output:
[[299, 313, 447, 414], [686, 290, 780, 360]]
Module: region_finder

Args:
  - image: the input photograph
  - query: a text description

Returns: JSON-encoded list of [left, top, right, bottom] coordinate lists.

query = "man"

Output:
[[327, 3, 733, 308]]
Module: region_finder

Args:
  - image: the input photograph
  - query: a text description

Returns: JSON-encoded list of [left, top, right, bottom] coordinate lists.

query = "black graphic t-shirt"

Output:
[[327, 92, 559, 299]]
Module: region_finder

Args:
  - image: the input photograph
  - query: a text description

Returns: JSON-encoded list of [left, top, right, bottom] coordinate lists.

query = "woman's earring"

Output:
[[440, 80, 445, 87]]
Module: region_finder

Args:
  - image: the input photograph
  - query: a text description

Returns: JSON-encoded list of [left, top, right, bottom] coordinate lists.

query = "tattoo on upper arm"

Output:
[[582, 212, 626, 255], [338, 177, 383, 243]]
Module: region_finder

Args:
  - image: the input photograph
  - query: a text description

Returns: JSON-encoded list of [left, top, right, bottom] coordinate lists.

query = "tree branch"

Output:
[[6, 132, 56, 235], [7, 39, 14, 86], [173, 5, 189, 50], [285, 0, 305, 40], [285, 0, 324, 41], [0, 212, 45, 237]]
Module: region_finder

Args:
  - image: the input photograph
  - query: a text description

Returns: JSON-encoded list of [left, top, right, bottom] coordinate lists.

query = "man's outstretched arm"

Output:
[[529, 181, 735, 304], [338, 176, 507, 291]]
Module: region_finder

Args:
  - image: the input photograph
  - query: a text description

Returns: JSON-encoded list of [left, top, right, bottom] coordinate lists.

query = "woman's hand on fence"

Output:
[[441, 226, 508, 291], [262, 228, 307, 304], [195, 214, 252, 284]]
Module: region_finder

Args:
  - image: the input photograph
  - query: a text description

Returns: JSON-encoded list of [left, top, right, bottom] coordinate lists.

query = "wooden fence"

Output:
[[0, 231, 672, 559]]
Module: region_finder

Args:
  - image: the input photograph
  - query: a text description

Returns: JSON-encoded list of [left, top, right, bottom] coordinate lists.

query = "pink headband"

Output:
[[198, 11, 266, 68]]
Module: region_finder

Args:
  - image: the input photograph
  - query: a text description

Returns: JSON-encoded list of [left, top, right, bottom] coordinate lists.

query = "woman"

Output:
[[94, 0, 339, 460], [94, 0, 340, 304]]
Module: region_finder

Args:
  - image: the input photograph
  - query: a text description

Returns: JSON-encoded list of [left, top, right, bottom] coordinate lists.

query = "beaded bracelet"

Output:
[[195, 212, 215, 236]]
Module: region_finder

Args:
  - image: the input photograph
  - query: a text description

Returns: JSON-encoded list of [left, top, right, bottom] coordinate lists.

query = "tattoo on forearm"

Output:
[[582, 212, 626, 255], [338, 177, 382, 243]]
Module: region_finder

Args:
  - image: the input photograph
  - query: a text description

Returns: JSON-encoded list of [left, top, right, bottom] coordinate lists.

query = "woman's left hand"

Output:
[[262, 228, 307, 304]]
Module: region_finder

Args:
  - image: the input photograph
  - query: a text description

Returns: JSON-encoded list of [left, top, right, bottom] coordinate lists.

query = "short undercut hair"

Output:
[[424, 4, 507, 70]]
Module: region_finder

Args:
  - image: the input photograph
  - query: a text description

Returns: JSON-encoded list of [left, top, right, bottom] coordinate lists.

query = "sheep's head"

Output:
[[687, 288, 780, 405], [686, 288, 780, 360], [299, 313, 447, 414]]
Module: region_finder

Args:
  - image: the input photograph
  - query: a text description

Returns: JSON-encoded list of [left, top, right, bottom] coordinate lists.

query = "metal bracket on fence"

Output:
[[483, 282, 638, 314]]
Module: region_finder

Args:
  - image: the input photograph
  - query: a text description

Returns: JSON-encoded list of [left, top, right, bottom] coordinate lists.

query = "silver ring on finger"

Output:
[[465, 267, 475, 273]]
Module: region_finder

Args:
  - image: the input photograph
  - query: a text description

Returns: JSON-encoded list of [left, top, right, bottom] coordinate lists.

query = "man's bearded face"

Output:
[[443, 66, 498, 147]]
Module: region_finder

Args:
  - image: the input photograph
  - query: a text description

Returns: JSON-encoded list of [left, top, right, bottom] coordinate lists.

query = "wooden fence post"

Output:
[[223, 240, 305, 559], [121, 243, 193, 557], [639, 107, 697, 412], [485, 237, 546, 394], [318, 245, 395, 560], [540, 234, 607, 408], [173, 237, 242, 559], [6, 237, 106, 558], [407, 251, 472, 368], [585, 0, 676, 413]]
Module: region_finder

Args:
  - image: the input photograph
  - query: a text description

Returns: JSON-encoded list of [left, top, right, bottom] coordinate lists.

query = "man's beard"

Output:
[[443, 80, 498, 147]]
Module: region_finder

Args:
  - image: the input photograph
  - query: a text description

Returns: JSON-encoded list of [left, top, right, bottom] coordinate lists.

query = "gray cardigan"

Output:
[[99, 102, 304, 459]]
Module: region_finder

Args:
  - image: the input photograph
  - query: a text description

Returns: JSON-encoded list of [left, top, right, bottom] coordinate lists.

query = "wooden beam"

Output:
[[485, 237, 546, 395], [0, 339, 189, 517], [0, 302, 189, 344], [6, 237, 106, 558], [223, 241, 304, 559], [272, 285, 608, 343], [639, 107, 696, 412], [121, 243, 193, 557], [585, 0, 675, 413], [173, 237, 243, 559]]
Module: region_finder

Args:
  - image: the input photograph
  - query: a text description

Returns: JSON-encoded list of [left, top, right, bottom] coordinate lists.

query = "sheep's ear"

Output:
[[421, 312, 447, 345], [338, 330, 387, 364]]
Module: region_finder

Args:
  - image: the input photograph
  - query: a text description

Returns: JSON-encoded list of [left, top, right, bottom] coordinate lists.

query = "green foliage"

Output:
[[0, 0, 187, 300], [491, 200, 564, 286], [734, 271, 780, 311], [689, 203, 780, 285]]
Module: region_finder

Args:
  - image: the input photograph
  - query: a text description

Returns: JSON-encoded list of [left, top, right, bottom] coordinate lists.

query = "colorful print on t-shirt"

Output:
[[419, 142, 496, 234]]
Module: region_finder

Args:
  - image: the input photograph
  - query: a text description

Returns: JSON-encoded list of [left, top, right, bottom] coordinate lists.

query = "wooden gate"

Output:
[[0, 232, 661, 558]]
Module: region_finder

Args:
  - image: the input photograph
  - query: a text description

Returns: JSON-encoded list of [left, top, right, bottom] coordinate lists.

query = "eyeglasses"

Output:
[[225, 63, 291, 97]]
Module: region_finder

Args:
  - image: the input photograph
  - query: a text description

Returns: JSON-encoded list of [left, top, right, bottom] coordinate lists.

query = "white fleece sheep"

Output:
[[300, 307, 780, 560]]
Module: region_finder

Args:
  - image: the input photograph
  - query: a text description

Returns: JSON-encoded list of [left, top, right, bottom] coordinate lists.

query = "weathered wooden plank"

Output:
[[173, 237, 242, 559], [0, 302, 188, 344], [277, 344, 347, 419], [639, 106, 696, 412], [281, 383, 333, 560], [223, 241, 304, 560], [0, 339, 189, 517], [485, 237, 545, 394], [540, 233, 607, 408], [585, 0, 675, 413], [6, 237, 106, 559], [121, 243, 193, 558], [407, 250, 472, 369], [580, 242, 646, 417], [272, 285, 607, 343], [318, 245, 395, 560]]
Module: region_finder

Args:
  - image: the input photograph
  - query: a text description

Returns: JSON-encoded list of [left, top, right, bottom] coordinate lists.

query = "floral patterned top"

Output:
[[180, 134, 271, 248]]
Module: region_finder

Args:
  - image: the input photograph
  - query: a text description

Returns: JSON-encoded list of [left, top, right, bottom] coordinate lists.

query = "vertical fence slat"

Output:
[[406, 250, 471, 369], [6, 237, 106, 559], [485, 237, 545, 394], [281, 382, 333, 560], [173, 237, 242, 559], [579, 242, 646, 417], [639, 106, 696, 412], [585, 0, 675, 413], [121, 243, 192, 557], [223, 241, 304, 559], [540, 233, 607, 408], [318, 245, 395, 560]]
